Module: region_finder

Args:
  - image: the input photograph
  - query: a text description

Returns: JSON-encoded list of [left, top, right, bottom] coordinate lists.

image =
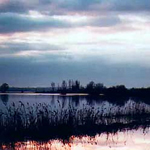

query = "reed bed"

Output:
[[0, 100, 150, 144]]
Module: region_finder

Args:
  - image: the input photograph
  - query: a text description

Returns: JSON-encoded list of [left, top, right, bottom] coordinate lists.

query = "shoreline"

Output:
[[0, 93, 89, 96]]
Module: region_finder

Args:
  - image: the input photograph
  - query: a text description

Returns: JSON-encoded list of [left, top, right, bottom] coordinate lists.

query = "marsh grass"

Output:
[[0, 100, 150, 144]]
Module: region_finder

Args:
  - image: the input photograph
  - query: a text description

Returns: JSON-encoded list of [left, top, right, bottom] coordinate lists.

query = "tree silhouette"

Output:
[[86, 81, 95, 94], [61, 80, 67, 94], [51, 82, 55, 92], [68, 80, 72, 91], [0, 83, 9, 93]]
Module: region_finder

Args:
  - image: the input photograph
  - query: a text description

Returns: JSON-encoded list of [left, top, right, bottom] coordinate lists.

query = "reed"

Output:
[[0, 100, 150, 144]]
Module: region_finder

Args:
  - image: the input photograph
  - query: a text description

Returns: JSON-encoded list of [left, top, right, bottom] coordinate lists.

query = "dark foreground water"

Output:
[[0, 93, 150, 150], [2, 128, 150, 150]]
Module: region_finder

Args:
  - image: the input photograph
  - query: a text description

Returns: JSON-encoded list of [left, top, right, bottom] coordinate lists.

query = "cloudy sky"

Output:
[[0, 0, 150, 87]]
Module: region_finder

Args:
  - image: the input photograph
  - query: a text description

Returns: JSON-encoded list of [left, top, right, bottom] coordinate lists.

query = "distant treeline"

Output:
[[1, 80, 150, 97]]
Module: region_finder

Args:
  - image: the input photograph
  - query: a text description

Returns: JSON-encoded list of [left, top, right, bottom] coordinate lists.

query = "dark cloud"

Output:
[[0, 1, 29, 13], [41, 0, 150, 13], [0, 0, 148, 34], [58, 0, 150, 13], [1, 0, 150, 15], [0, 13, 121, 34], [59, 0, 102, 11], [110, 0, 150, 12], [0, 13, 72, 33], [0, 0, 101, 14], [0, 56, 150, 87], [38, 0, 53, 5], [0, 42, 65, 55]]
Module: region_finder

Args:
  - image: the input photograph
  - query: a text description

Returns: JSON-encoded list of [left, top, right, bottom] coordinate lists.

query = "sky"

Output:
[[0, 0, 150, 87]]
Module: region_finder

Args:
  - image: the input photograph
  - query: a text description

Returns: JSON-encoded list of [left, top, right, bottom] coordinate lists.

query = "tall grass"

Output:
[[0, 100, 150, 144]]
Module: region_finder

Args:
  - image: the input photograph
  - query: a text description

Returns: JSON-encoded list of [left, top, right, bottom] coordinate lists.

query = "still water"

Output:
[[2, 128, 150, 150], [0, 93, 150, 114], [0, 93, 150, 150]]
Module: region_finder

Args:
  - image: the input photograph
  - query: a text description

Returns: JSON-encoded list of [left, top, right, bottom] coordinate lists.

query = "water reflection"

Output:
[[0, 94, 9, 105], [0, 93, 149, 108], [1, 128, 150, 150]]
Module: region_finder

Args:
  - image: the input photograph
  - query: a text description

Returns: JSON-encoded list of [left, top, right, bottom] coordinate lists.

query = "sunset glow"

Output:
[[3, 128, 150, 150]]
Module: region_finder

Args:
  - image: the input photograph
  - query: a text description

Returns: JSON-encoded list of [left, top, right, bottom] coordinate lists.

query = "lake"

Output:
[[0, 93, 149, 110], [1, 128, 150, 150], [0, 93, 150, 150]]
